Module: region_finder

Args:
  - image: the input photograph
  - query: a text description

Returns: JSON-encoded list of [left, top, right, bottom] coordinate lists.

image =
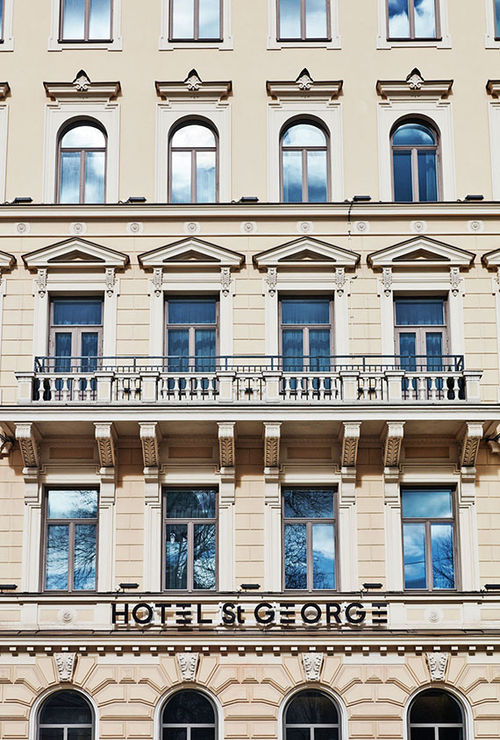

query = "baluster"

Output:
[[62, 376, 70, 402], [49, 376, 57, 402]]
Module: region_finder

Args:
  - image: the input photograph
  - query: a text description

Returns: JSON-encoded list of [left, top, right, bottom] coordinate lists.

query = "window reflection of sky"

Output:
[[388, 0, 436, 38], [402, 489, 452, 518], [48, 489, 98, 519]]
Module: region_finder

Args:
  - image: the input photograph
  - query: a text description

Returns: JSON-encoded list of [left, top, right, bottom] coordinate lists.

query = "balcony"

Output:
[[15, 355, 482, 405]]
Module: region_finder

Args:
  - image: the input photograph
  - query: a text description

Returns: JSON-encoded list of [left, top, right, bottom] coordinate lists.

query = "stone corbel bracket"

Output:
[[95, 422, 117, 474], [383, 422, 405, 469], [218, 422, 236, 470], [264, 422, 281, 473], [15, 422, 41, 473], [459, 422, 483, 480], [340, 422, 361, 470], [139, 422, 161, 469]]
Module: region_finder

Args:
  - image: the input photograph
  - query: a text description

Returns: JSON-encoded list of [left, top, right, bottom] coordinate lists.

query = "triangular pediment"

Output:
[[482, 248, 500, 268], [253, 237, 360, 269], [368, 237, 474, 269], [138, 238, 245, 269], [0, 250, 15, 270], [22, 238, 129, 269]]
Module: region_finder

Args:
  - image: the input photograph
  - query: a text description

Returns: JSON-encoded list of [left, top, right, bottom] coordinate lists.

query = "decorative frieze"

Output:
[[302, 652, 324, 681], [177, 652, 199, 681]]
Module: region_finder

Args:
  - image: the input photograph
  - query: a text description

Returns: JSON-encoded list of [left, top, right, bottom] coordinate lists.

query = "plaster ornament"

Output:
[[266, 267, 278, 296], [241, 221, 257, 234], [55, 653, 77, 682], [73, 70, 91, 92], [177, 652, 199, 681], [411, 220, 427, 233], [297, 221, 313, 234], [382, 267, 393, 296], [335, 267, 346, 296], [35, 268, 48, 297], [185, 69, 202, 92], [302, 652, 324, 681], [221, 267, 231, 297], [16, 222, 29, 234], [354, 220, 369, 233], [426, 652, 449, 681], [449, 267, 461, 296], [127, 222, 143, 234], [468, 220, 483, 233], [105, 268, 116, 297], [406, 68, 424, 90], [152, 268, 163, 297], [185, 221, 201, 234], [296, 68, 314, 90], [70, 222, 86, 235]]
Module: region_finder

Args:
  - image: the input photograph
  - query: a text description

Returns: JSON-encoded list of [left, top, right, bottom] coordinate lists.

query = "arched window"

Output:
[[281, 121, 329, 203], [392, 119, 439, 202], [284, 690, 340, 739], [169, 121, 218, 203], [57, 121, 107, 204], [409, 689, 464, 740], [162, 690, 216, 738], [38, 690, 94, 739]]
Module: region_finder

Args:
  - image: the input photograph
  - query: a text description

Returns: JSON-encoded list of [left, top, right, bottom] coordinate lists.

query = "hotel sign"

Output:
[[112, 601, 388, 628]]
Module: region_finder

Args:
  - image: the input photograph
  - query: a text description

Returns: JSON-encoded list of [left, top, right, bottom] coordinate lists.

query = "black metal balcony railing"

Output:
[[15, 354, 481, 405]]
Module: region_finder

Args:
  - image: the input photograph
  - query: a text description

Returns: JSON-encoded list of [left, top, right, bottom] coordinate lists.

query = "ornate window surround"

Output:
[[267, 70, 344, 202], [43, 71, 121, 203], [267, 0, 341, 49], [278, 687, 348, 739], [403, 686, 473, 740], [377, 0, 451, 49], [376, 69, 455, 202], [30, 688, 100, 740], [48, 0, 123, 51], [154, 687, 224, 740], [159, 0, 233, 50], [155, 71, 232, 202]]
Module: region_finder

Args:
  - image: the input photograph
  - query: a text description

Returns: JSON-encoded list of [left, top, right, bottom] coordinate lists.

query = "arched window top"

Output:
[[162, 690, 216, 732], [60, 123, 107, 149], [171, 122, 217, 148], [410, 689, 464, 725], [285, 689, 339, 727], [392, 121, 437, 147], [282, 121, 327, 148], [39, 690, 93, 726]]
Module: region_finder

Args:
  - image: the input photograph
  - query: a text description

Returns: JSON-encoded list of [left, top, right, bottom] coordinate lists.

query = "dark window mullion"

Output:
[[409, 0, 416, 38], [187, 520, 194, 591], [194, 0, 199, 39], [301, 0, 306, 39], [85, 0, 91, 41], [191, 149, 197, 203], [68, 521, 75, 591]]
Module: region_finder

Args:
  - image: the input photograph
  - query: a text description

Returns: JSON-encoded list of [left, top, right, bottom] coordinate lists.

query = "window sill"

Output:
[[267, 35, 341, 50], [159, 35, 233, 51], [48, 37, 122, 51], [486, 33, 500, 48], [377, 34, 450, 49]]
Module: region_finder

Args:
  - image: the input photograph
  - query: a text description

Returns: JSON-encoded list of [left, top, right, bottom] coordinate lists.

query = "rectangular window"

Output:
[[60, 0, 112, 42], [164, 488, 217, 591], [0, 1, 4, 42], [50, 297, 103, 372], [402, 487, 456, 590], [394, 297, 448, 370], [44, 488, 98, 592], [278, 0, 330, 41], [387, 0, 439, 40], [166, 297, 218, 371], [283, 487, 336, 591], [495, 0, 500, 38], [170, 0, 222, 41], [280, 296, 333, 371]]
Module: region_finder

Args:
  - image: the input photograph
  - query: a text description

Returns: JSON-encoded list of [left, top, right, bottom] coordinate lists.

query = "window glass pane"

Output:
[[431, 523, 455, 588], [45, 524, 69, 590], [395, 299, 444, 326], [171, 124, 216, 148], [165, 523, 188, 589], [55, 333, 72, 364], [426, 332, 443, 369], [81, 332, 99, 358], [48, 489, 98, 519], [286, 730, 309, 740], [283, 123, 326, 147], [284, 523, 307, 589], [410, 690, 463, 723], [191, 730, 215, 740], [0, 1, 4, 39], [414, 0, 436, 37], [40, 692, 93, 724], [418, 150, 437, 202], [169, 298, 217, 325], [496, 0, 500, 37], [171, 151, 192, 202], [284, 488, 334, 518], [282, 298, 330, 325], [195, 329, 216, 371], [53, 299, 103, 326], [61, 125, 106, 148], [309, 329, 331, 370], [168, 329, 190, 370], [402, 489, 453, 518], [60, 151, 81, 204], [410, 730, 435, 740], [283, 149, 303, 202], [62, 0, 85, 39], [164, 691, 215, 724], [199, 0, 220, 37], [193, 523, 216, 589], [439, 729, 462, 740], [73, 524, 97, 590], [282, 329, 304, 370], [286, 691, 339, 724], [172, 0, 194, 37], [307, 150, 328, 202], [279, 0, 301, 37], [388, 0, 410, 37], [399, 333, 416, 370], [89, 0, 111, 38], [68, 731, 93, 740], [195, 150, 216, 203], [84, 151, 105, 203], [312, 523, 335, 589], [40, 730, 65, 740], [403, 522, 427, 589], [316, 730, 339, 740], [166, 489, 216, 518], [393, 123, 436, 147], [163, 731, 187, 740], [393, 150, 413, 202], [305, 0, 328, 37]]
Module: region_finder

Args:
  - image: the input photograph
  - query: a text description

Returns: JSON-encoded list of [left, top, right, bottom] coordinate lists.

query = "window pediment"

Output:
[[0, 250, 15, 270], [44, 70, 121, 104], [155, 69, 232, 104], [253, 237, 360, 269], [22, 238, 129, 270], [267, 68, 343, 103], [368, 237, 474, 269], [482, 248, 500, 268], [377, 68, 453, 101], [138, 238, 245, 269]]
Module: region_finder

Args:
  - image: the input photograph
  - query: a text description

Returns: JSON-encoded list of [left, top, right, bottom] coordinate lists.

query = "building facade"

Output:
[[0, 1, 499, 738]]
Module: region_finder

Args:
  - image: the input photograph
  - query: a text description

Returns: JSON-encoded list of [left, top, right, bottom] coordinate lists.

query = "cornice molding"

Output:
[[377, 68, 453, 100], [0, 83, 10, 100], [155, 69, 232, 103], [254, 236, 360, 269], [44, 70, 121, 103], [22, 237, 129, 270], [138, 237, 244, 269], [487, 79, 500, 98], [267, 68, 342, 103], [368, 236, 475, 269]]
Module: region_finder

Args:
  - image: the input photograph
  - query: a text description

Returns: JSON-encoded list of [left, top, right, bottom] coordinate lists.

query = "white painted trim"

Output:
[[0, 104, 9, 201], [159, 0, 233, 50], [384, 476, 404, 591], [377, 100, 456, 202], [267, 0, 341, 49], [279, 686, 348, 740], [403, 685, 474, 740], [143, 478, 162, 592], [338, 478, 358, 591], [43, 102, 120, 203], [267, 104, 344, 202], [377, 0, 451, 49], [0, 275, 6, 403], [30, 686, 99, 740], [48, 0, 123, 51], [155, 686, 223, 740], [0, 0, 14, 51], [487, 101, 500, 199], [156, 103, 231, 203], [485, 0, 500, 47], [492, 271, 500, 401]]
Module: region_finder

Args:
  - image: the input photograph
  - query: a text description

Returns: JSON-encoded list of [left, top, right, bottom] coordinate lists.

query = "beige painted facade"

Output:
[[0, 1, 499, 739]]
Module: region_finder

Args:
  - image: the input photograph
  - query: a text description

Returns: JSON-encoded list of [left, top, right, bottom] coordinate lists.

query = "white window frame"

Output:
[[30, 688, 99, 740], [0, 0, 14, 51], [279, 687, 348, 740], [43, 104, 120, 204], [267, 0, 341, 49], [268, 107, 344, 202], [159, 0, 233, 50], [377, 0, 451, 49], [156, 105, 231, 203], [403, 686, 473, 740], [488, 94, 500, 199], [0, 99, 8, 203], [154, 687, 224, 740], [48, 0, 123, 51], [485, 0, 500, 48], [377, 102, 456, 202]]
